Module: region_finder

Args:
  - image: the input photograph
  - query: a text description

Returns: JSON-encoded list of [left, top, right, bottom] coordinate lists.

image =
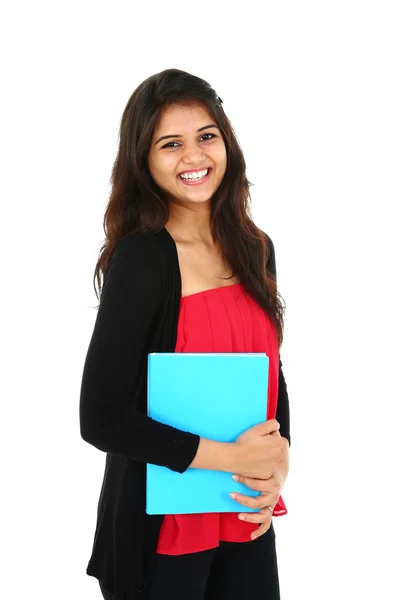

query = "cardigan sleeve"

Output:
[[265, 233, 291, 447], [79, 235, 200, 473]]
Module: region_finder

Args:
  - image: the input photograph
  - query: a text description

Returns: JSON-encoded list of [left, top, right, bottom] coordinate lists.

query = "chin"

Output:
[[184, 196, 212, 204]]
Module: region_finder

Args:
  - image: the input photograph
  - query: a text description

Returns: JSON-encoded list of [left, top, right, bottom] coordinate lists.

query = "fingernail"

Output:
[[229, 493, 236, 499], [251, 534, 258, 540], [238, 514, 245, 520], [231, 475, 238, 482]]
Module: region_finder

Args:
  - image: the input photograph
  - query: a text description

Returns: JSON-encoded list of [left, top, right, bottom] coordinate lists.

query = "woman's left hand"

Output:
[[229, 472, 285, 539]]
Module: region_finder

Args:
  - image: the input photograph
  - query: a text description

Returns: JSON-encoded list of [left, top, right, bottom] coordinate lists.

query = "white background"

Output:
[[1, 1, 399, 598]]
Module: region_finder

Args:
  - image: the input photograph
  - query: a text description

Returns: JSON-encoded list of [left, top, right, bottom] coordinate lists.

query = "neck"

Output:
[[165, 201, 214, 245]]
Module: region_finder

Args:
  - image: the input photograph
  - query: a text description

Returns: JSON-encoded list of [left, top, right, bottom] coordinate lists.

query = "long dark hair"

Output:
[[93, 68, 286, 346]]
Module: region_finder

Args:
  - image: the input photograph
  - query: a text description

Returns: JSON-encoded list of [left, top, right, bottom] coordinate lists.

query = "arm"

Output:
[[265, 232, 291, 447], [79, 235, 200, 474], [276, 358, 291, 447], [79, 235, 278, 479], [189, 438, 240, 472]]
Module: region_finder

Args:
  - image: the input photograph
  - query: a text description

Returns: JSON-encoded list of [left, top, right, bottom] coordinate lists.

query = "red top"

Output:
[[156, 282, 287, 555]]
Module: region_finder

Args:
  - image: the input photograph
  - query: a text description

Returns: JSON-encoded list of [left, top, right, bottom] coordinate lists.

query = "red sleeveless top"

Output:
[[156, 283, 287, 555]]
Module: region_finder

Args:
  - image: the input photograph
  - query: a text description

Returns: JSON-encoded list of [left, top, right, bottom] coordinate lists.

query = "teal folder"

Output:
[[146, 353, 269, 515]]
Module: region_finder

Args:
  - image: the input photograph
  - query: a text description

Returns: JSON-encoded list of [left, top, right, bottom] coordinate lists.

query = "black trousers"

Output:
[[99, 522, 280, 600]]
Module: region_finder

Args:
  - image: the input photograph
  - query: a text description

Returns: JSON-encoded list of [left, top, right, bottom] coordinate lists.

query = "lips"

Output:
[[177, 167, 213, 186]]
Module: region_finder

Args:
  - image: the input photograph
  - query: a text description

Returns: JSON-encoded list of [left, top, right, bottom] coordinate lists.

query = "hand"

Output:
[[229, 472, 284, 540], [234, 419, 283, 480]]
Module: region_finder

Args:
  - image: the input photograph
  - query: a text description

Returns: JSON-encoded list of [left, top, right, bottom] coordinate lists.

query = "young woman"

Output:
[[79, 68, 291, 600]]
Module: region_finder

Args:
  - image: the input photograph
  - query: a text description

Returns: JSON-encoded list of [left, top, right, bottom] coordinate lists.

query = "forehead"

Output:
[[154, 103, 213, 135]]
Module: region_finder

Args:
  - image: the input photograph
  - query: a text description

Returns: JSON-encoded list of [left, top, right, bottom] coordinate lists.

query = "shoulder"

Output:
[[113, 229, 167, 258], [259, 229, 276, 278], [259, 229, 275, 253], [107, 229, 169, 273], [101, 229, 174, 304], [100, 231, 169, 304]]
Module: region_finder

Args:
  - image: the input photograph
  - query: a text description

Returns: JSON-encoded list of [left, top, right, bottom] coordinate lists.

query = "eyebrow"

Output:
[[154, 124, 219, 146]]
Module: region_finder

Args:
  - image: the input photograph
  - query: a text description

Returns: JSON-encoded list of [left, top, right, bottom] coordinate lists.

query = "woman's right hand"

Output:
[[233, 419, 283, 480]]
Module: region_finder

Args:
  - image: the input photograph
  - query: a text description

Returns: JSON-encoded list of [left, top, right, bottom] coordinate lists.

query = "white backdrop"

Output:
[[1, 1, 399, 599]]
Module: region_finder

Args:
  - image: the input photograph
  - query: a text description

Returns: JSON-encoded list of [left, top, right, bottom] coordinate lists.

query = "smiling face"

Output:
[[147, 103, 227, 206]]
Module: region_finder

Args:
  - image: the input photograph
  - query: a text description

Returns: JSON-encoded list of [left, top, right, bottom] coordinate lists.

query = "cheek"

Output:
[[213, 145, 227, 169], [149, 156, 175, 185], [163, 155, 178, 173], [215, 150, 227, 177]]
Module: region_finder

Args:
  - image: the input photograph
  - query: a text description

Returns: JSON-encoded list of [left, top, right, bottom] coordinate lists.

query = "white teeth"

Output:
[[179, 168, 209, 180]]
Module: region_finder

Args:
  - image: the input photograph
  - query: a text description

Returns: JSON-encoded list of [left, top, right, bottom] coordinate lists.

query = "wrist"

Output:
[[220, 441, 242, 473], [189, 438, 241, 473]]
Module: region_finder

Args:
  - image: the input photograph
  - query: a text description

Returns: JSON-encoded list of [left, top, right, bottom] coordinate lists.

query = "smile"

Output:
[[177, 168, 212, 186]]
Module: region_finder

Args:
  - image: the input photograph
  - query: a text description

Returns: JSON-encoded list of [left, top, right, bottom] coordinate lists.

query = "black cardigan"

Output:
[[79, 226, 291, 599]]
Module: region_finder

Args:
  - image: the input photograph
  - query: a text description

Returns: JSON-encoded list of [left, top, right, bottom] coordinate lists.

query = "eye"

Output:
[[161, 133, 217, 149], [162, 141, 180, 148], [200, 133, 216, 141]]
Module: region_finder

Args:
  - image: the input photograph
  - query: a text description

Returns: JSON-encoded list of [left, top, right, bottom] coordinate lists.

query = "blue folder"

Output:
[[146, 352, 269, 515]]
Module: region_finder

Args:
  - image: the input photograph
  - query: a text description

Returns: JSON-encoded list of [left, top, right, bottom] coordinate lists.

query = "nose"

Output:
[[181, 140, 206, 165]]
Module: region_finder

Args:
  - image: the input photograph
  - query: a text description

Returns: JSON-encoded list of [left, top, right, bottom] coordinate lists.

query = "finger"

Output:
[[269, 429, 282, 438], [229, 492, 265, 509], [251, 520, 272, 540], [251, 419, 280, 436], [238, 508, 270, 524], [232, 474, 271, 491]]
